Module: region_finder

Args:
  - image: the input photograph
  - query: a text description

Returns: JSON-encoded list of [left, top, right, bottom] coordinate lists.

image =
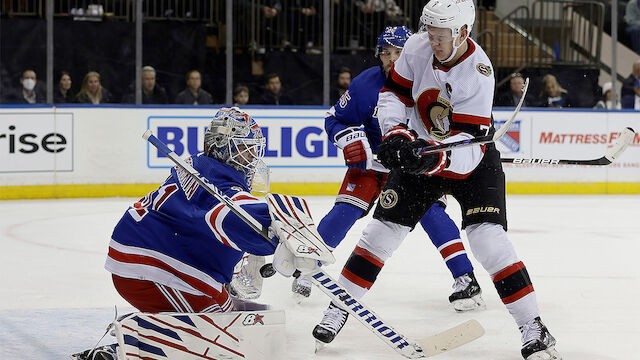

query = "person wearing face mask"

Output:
[[9, 69, 44, 104]]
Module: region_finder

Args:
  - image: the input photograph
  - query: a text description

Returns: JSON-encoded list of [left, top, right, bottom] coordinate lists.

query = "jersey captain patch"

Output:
[[476, 63, 492, 77], [416, 88, 452, 140]]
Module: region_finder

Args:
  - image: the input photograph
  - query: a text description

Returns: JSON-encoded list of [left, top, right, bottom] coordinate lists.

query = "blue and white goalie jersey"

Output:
[[105, 153, 275, 298]]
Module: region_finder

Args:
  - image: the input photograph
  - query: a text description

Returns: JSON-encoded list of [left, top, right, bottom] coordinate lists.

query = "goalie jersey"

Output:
[[105, 154, 275, 298], [377, 35, 496, 178]]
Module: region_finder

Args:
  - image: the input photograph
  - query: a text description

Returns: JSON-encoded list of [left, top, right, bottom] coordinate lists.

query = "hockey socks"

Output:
[[420, 203, 473, 278], [317, 202, 365, 249], [492, 261, 540, 325], [339, 246, 384, 299]]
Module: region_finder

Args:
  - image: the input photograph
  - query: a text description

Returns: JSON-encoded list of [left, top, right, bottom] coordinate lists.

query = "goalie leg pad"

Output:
[[114, 310, 286, 360]]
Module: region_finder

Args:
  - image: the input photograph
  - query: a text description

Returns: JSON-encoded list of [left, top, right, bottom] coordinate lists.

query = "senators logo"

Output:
[[416, 88, 452, 140], [379, 189, 398, 209]]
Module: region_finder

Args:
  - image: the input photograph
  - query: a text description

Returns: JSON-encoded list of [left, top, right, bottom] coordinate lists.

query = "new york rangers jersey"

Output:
[[378, 34, 496, 178], [105, 154, 275, 298], [326, 66, 392, 172]]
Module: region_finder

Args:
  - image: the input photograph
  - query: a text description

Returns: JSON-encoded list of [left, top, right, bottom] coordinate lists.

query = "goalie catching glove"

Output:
[[266, 193, 335, 277], [334, 127, 373, 171], [377, 124, 448, 175]]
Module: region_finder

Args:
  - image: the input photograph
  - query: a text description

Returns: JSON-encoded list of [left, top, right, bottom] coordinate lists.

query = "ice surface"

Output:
[[1, 195, 638, 359]]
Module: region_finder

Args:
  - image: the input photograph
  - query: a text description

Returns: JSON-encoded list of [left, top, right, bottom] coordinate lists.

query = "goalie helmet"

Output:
[[419, 0, 475, 37], [375, 26, 412, 57], [204, 107, 268, 190]]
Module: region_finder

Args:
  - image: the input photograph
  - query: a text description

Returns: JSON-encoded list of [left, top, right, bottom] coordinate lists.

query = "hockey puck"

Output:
[[260, 263, 276, 278]]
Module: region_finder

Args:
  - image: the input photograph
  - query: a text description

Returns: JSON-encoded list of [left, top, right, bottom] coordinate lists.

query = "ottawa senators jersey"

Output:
[[377, 34, 495, 178]]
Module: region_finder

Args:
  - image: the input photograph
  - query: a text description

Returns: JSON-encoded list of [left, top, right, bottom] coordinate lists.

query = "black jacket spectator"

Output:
[[260, 91, 294, 105], [174, 88, 213, 105], [122, 85, 169, 104], [54, 88, 75, 103], [76, 88, 113, 104], [495, 90, 536, 107]]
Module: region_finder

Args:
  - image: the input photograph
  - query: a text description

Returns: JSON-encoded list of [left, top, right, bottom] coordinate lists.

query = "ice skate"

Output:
[[70, 345, 117, 360], [292, 275, 312, 303], [449, 271, 485, 312], [520, 317, 562, 360], [312, 302, 349, 350]]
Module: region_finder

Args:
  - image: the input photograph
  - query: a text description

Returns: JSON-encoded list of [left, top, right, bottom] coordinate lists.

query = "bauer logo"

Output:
[[494, 120, 520, 152], [242, 313, 265, 326], [0, 112, 73, 173], [147, 115, 342, 168]]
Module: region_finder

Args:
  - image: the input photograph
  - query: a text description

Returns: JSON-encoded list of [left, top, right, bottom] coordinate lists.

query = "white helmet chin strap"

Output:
[[439, 33, 466, 64]]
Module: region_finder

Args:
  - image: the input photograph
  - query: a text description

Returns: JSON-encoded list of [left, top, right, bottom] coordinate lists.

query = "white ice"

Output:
[[1, 195, 639, 359]]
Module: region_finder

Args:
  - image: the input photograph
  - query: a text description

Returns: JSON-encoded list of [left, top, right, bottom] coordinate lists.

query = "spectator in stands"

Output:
[[233, 85, 250, 106], [284, 0, 322, 53], [594, 81, 621, 110], [76, 71, 113, 104], [625, 0, 640, 54], [54, 71, 75, 103], [174, 70, 213, 105], [495, 72, 535, 107], [622, 59, 640, 109], [122, 66, 169, 104], [260, 73, 293, 105], [538, 74, 572, 108], [238, 0, 283, 51], [8, 69, 45, 104], [331, 67, 352, 104]]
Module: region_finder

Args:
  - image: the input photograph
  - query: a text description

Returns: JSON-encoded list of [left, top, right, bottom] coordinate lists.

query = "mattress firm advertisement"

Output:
[[0, 107, 639, 188]]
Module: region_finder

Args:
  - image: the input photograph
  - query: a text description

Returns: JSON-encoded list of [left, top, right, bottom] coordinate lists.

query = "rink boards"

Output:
[[0, 105, 639, 199]]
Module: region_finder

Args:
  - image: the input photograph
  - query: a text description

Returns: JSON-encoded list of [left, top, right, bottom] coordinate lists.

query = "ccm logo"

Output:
[[466, 206, 500, 216]]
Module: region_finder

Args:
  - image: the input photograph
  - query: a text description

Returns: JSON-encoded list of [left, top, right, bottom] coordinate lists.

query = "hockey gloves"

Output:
[[378, 124, 448, 175], [377, 124, 417, 170], [335, 127, 372, 171]]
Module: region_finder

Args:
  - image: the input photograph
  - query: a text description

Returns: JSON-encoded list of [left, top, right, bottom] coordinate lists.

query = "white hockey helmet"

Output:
[[419, 0, 475, 39]]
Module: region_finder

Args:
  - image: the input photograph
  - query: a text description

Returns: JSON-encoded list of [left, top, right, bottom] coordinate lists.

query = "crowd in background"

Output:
[[3, 66, 298, 106], [5, 58, 640, 110]]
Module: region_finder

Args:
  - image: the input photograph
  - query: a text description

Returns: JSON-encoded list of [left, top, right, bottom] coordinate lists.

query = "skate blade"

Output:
[[452, 295, 486, 312], [314, 340, 327, 353], [526, 347, 561, 360], [293, 292, 308, 304]]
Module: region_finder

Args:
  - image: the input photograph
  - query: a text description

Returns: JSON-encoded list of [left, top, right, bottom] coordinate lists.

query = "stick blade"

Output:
[[418, 319, 485, 357], [605, 127, 635, 163], [142, 129, 153, 140]]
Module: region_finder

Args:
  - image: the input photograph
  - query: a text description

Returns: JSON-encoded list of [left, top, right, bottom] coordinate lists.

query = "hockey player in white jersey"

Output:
[[313, 1, 562, 360]]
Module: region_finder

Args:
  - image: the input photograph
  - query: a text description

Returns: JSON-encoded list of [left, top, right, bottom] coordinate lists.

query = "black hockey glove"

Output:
[[377, 124, 418, 170], [399, 140, 449, 175]]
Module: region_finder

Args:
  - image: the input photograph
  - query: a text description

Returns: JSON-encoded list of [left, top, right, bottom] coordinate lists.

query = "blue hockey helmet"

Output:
[[204, 107, 268, 190], [375, 26, 413, 57]]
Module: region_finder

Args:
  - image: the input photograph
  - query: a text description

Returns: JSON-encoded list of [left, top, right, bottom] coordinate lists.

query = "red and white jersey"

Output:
[[377, 34, 495, 178]]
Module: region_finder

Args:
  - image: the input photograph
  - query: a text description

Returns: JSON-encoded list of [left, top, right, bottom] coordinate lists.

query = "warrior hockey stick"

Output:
[[144, 130, 484, 359], [415, 77, 530, 156], [501, 127, 635, 166]]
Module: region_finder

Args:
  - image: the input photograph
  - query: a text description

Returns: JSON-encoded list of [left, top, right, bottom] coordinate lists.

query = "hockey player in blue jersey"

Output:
[[297, 27, 484, 331], [74, 108, 333, 360]]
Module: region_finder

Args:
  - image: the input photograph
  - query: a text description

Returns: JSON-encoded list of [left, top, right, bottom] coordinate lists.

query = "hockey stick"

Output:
[[143, 130, 271, 242], [500, 127, 635, 166], [415, 77, 530, 156], [143, 130, 484, 359]]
